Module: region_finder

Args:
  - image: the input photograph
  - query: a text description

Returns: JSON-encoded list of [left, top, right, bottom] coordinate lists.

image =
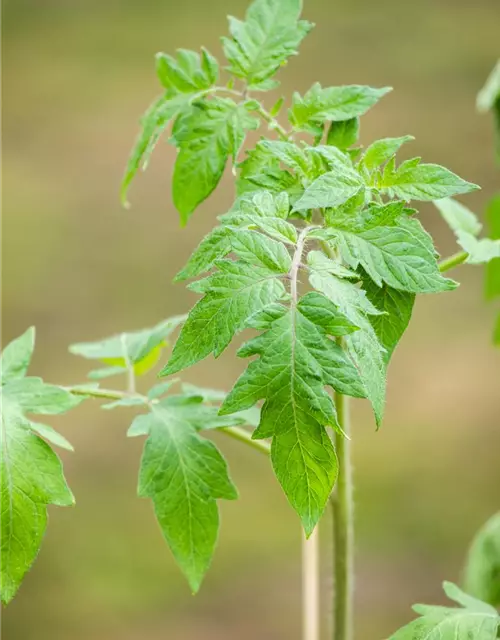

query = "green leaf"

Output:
[[434, 197, 483, 237], [389, 581, 500, 639], [379, 161, 479, 201], [485, 195, 500, 300], [308, 263, 386, 425], [222, 0, 312, 90], [121, 48, 219, 206], [27, 421, 74, 452], [175, 227, 232, 282], [229, 229, 292, 272], [0, 327, 35, 383], [464, 512, 500, 607], [221, 191, 297, 244], [147, 379, 180, 400], [326, 118, 360, 150], [220, 294, 364, 532], [128, 396, 238, 592], [321, 222, 456, 293], [289, 83, 391, 135], [155, 48, 218, 93], [477, 60, 500, 113], [172, 98, 259, 224], [455, 233, 500, 265], [363, 279, 415, 363], [293, 167, 364, 211], [162, 260, 287, 376], [1, 331, 77, 605], [434, 197, 500, 265], [87, 366, 126, 381], [325, 199, 406, 232], [70, 316, 186, 375], [102, 396, 149, 410], [362, 135, 414, 170]]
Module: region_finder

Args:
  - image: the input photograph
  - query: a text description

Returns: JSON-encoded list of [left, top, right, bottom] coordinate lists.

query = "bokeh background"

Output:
[[2, 0, 500, 638]]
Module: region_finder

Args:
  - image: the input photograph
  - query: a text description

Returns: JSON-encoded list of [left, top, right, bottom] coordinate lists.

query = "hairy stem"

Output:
[[331, 384, 353, 640], [253, 103, 291, 141], [438, 250, 468, 273]]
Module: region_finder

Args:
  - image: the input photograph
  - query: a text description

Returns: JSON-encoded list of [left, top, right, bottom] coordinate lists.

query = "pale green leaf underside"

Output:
[[70, 316, 185, 375], [389, 582, 499, 639], [434, 197, 500, 265], [0, 327, 35, 383], [129, 397, 238, 592]]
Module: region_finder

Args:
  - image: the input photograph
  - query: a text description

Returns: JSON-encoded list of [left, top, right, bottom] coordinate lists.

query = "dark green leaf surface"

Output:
[[172, 98, 259, 223]]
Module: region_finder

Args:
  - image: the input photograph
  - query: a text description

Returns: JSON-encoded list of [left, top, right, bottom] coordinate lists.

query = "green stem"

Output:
[[67, 386, 270, 456], [253, 104, 291, 141], [438, 250, 468, 273], [331, 386, 353, 640], [219, 426, 270, 455]]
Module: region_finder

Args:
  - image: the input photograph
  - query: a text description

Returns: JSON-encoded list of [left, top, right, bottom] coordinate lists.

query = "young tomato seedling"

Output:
[[1, 2, 499, 639]]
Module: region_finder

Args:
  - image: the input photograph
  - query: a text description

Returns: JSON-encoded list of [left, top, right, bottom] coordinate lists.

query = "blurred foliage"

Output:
[[2, 0, 500, 638]]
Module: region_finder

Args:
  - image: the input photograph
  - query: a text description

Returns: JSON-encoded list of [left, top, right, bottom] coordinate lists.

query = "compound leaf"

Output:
[[220, 293, 364, 533], [129, 396, 238, 592]]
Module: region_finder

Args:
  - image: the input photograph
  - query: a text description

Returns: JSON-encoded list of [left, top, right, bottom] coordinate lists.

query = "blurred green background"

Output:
[[2, 0, 500, 637]]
